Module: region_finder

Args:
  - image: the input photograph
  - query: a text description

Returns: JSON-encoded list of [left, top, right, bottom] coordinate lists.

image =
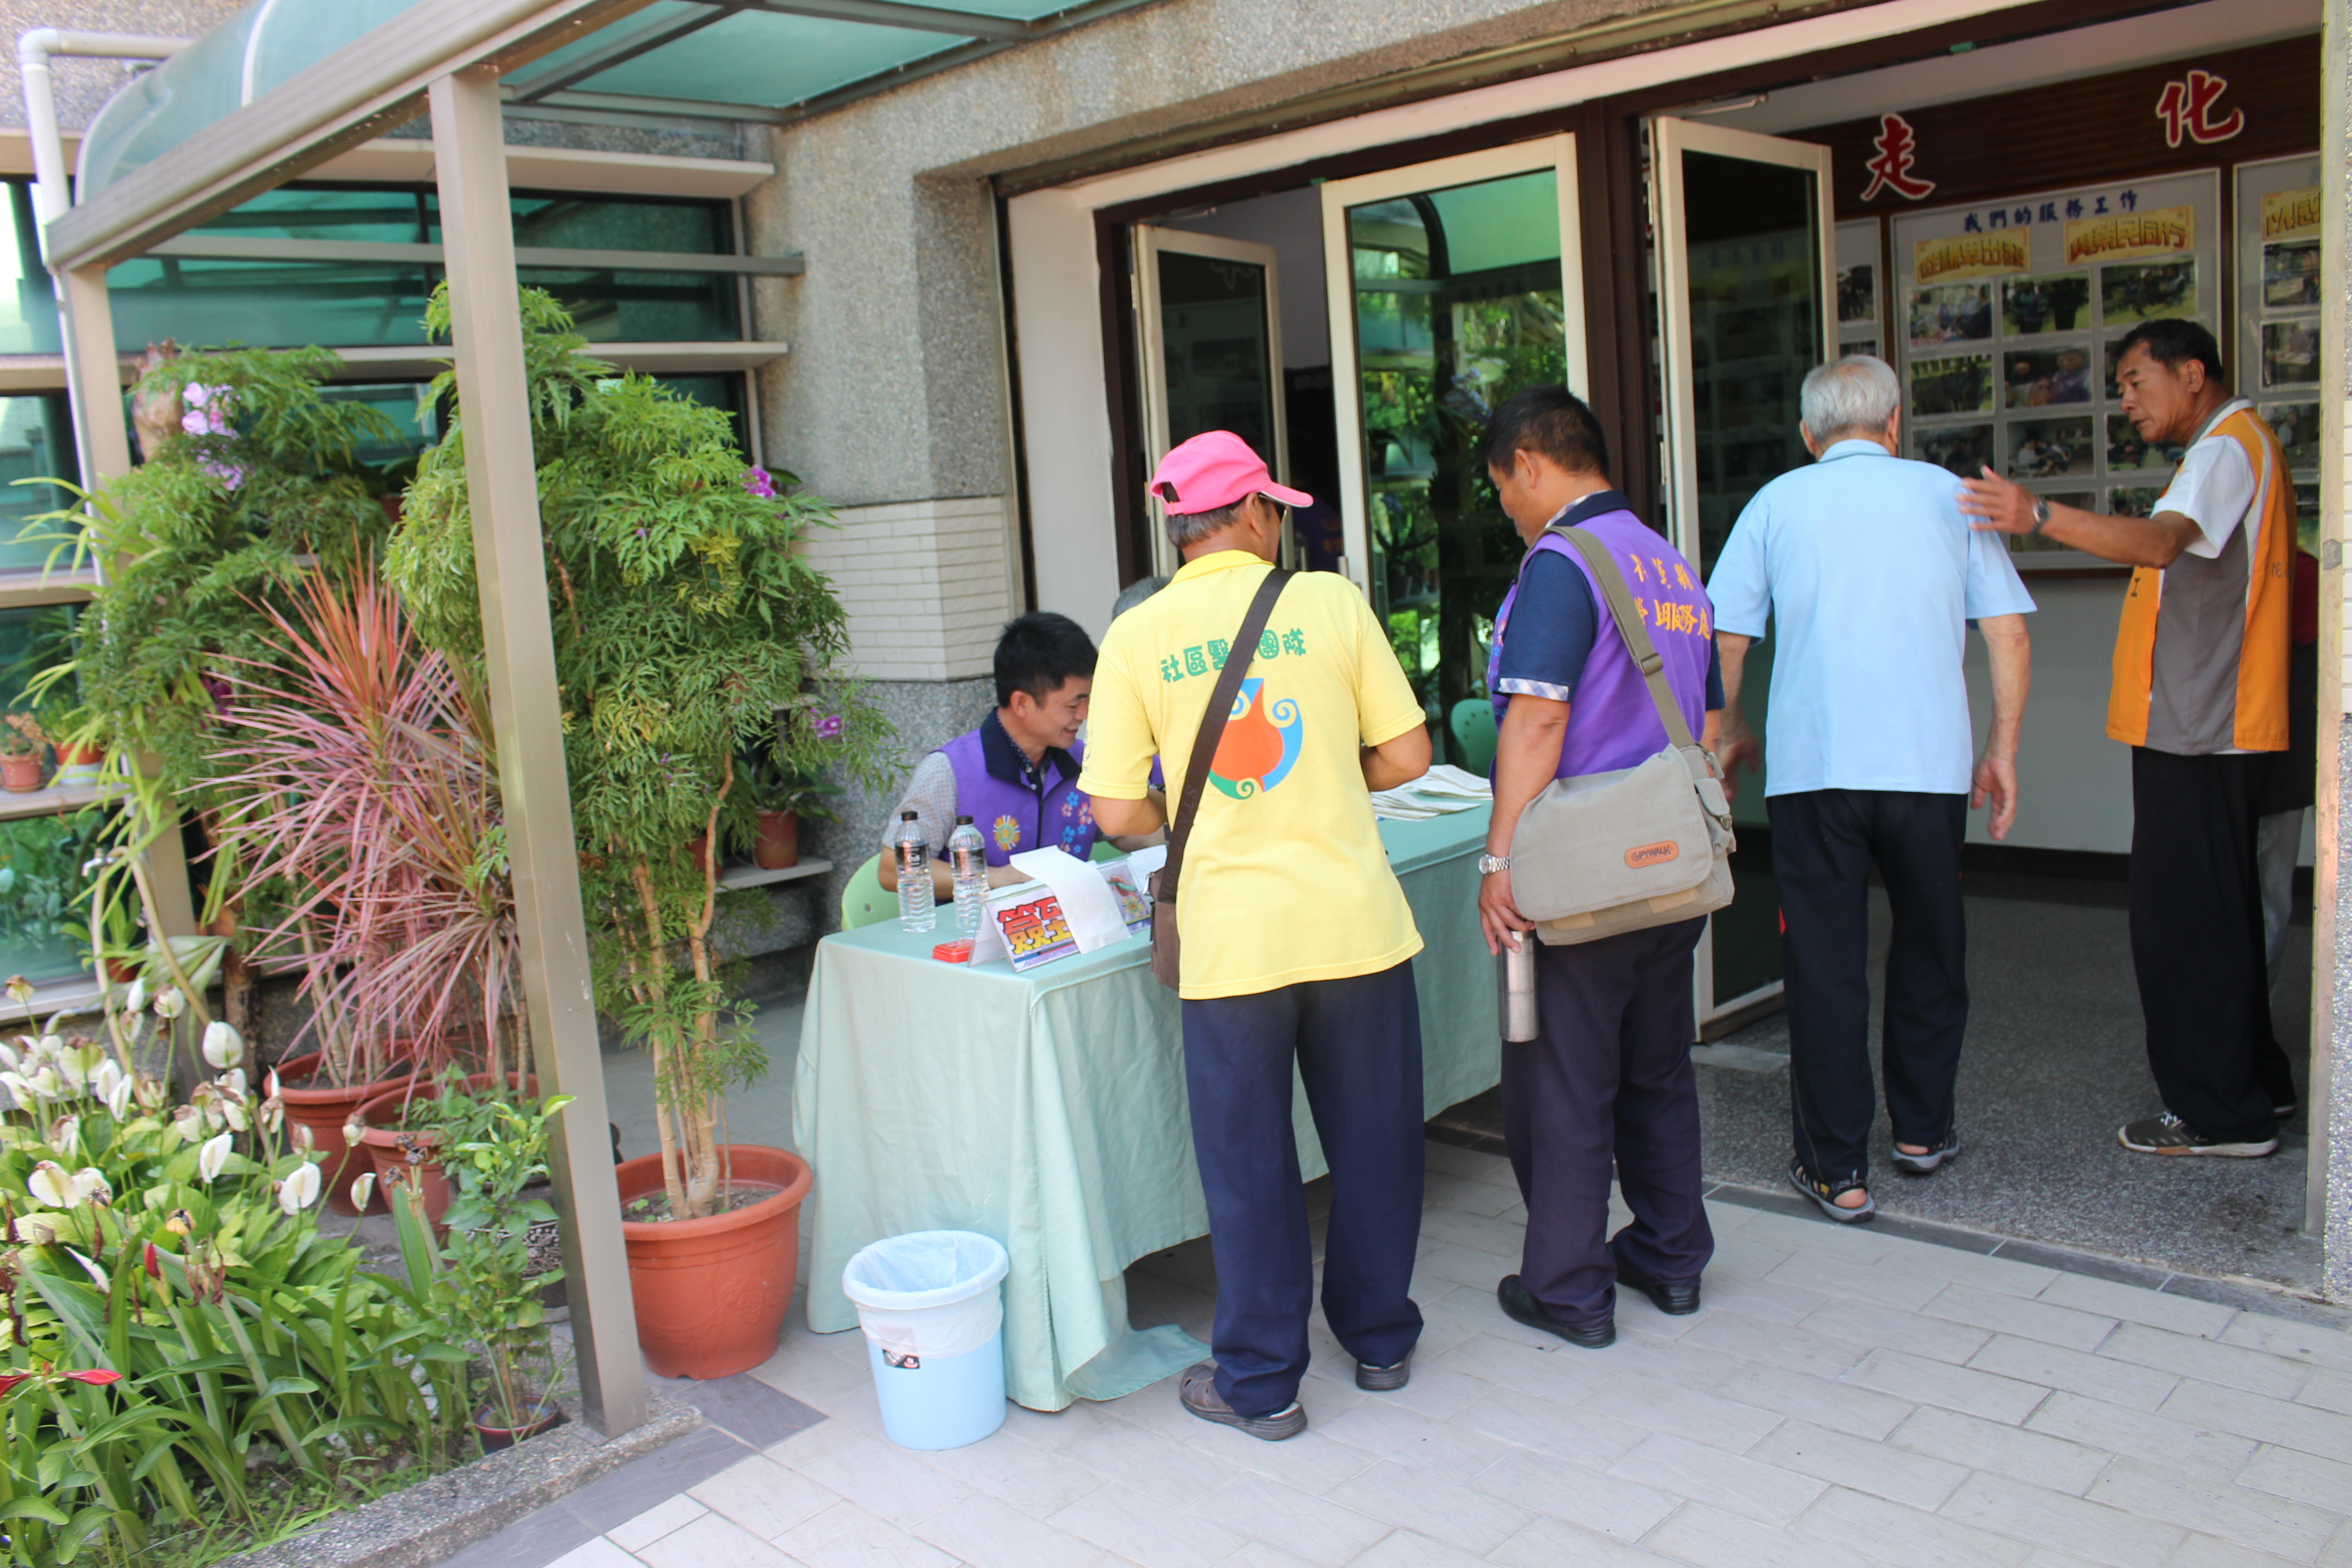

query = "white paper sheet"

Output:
[[1008, 847, 1133, 953], [1122, 843, 1168, 883]]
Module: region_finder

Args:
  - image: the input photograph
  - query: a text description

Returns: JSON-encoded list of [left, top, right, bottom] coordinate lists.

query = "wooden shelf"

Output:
[[718, 856, 833, 891], [0, 780, 104, 822]]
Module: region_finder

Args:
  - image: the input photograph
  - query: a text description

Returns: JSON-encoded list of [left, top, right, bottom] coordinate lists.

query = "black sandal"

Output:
[[1789, 1161, 1876, 1224]]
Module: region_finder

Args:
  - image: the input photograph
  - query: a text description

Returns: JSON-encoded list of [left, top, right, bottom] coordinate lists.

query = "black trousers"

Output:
[[1771, 789, 1970, 1184], [1502, 917, 1712, 1329], [2129, 747, 2294, 1142], [1180, 960, 1426, 1418]]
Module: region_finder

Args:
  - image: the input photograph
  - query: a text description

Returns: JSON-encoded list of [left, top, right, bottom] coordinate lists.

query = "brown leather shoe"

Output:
[[1178, 1360, 1306, 1440]]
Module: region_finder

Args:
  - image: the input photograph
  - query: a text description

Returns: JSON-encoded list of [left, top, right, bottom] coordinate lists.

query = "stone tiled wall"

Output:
[[796, 495, 1017, 682]]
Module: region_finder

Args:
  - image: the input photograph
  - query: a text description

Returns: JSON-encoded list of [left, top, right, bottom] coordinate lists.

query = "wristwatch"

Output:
[[1477, 853, 1511, 876], [2029, 497, 2052, 535]]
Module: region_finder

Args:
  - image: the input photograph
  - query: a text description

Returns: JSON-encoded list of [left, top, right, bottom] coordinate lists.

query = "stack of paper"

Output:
[[1371, 762, 1493, 820]]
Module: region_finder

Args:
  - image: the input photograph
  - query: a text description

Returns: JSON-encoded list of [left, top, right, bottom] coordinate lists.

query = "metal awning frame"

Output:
[[42, 0, 780, 1442]]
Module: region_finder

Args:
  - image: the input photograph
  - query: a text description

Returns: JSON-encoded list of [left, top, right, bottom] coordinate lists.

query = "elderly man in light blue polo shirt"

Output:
[[1707, 355, 2035, 1225]]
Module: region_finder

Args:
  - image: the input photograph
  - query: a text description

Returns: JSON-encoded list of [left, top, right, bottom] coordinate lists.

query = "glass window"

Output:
[[0, 396, 78, 571], [88, 181, 740, 351], [0, 604, 99, 985]]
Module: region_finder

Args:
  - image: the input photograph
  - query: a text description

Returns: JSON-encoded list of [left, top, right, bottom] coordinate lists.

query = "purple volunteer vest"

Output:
[[939, 725, 1100, 866], [1487, 509, 1715, 780]]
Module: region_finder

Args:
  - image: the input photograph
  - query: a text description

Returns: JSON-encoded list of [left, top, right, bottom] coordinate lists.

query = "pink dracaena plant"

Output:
[[201, 571, 520, 1086]]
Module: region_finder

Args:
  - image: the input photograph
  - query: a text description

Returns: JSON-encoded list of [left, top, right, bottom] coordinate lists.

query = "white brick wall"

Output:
[[797, 495, 1015, 681]]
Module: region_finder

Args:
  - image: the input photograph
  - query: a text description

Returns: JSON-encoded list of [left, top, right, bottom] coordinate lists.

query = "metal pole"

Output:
[[2310, 6, 2346, 1283], [427, 65, 647, 1435]]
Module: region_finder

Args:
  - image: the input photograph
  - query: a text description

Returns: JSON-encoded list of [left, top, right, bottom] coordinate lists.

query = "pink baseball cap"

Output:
[[1148, 431, 1313, 515]]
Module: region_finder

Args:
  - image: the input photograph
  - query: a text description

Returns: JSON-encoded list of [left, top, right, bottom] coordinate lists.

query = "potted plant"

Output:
[[391, 1088, 577, 1450], [738, 750, 842, 871], [388, 286, 887, 1377], [0, 713, 45, 791], [355, 1066, 541, 1226]]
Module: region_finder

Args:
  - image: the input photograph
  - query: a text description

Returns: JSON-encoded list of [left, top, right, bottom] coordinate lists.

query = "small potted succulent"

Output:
[[0, 713, 47, 792]]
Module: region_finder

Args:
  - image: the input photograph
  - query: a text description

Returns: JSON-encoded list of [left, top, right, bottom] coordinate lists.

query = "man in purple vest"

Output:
[[1474, 387, 1725, 1347], [878, 612, 1157, 900]]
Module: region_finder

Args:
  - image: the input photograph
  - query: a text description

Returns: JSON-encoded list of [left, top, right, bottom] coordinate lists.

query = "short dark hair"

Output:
[[2115, 318, 2225, 387], [995, 612, 1096, 708], [1477, 386, 1611, 481]]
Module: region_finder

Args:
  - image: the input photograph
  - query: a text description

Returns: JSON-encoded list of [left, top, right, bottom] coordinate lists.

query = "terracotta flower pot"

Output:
[[616, 1144, 812, 1379], [55, 742, 103, 768], [0, 753, 43, 792], [355, 1073, 539, 1225], [752, 809, 799, 870], [273, 1048, 439, 1216]]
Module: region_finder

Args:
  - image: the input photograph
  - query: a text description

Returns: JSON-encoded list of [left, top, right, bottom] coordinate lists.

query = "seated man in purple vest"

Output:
[[878, 612, 1160, 900], [1474, 386, 1725, 1347]]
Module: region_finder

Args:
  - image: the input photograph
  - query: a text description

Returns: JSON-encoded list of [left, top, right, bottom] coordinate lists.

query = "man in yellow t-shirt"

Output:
[[1082, 430, 1433, 1442]]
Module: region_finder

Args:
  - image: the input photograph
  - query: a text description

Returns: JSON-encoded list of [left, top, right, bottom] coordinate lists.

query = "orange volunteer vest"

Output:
[[2105, 403, 2293, 753]]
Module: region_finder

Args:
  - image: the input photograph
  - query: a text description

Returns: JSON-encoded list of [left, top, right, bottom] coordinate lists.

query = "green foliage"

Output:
[[17, 346, 399, 819], [0, 1034, 465, 1567], [387, 286, 889, 1218], [392, 1091, 575, 1441], [0, 811, 108, 963]]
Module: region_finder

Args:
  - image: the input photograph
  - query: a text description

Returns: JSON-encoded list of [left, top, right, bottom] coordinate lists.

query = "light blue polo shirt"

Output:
[[1705, 439, 2036, 797]]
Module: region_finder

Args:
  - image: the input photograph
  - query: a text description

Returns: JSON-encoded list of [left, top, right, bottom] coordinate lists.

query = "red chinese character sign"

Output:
[[2155, 70, 2244, 149], [1860, 113, 1935, 202]]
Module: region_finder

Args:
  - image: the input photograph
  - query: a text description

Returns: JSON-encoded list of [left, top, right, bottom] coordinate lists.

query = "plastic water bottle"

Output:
[[895, 810, 936, 932], [948, 815, 987, 938]]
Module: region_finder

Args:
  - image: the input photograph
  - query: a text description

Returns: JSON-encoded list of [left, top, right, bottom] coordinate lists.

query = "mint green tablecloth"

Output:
[[793, 807, 1495, 1411]]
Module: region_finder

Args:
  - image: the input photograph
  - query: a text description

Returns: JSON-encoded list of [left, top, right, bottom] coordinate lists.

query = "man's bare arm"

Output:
[[1972, 612, 2029, 841], [1959, 468, 2201, 568]]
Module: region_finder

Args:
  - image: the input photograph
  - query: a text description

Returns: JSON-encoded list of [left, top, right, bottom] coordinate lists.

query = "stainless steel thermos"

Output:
[[1499, 936, 1539, 1042]]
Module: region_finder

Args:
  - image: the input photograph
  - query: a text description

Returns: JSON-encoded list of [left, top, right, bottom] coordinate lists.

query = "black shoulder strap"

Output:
[[1159, 568, 1293, 903]]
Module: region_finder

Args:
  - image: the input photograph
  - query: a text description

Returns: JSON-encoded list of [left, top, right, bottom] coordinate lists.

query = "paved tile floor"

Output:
[[484, 1140, 2352, 1568]]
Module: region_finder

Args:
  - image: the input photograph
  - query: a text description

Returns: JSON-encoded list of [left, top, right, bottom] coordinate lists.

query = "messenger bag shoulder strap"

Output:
[[1551, 524, 1696, 752], [1160, 567, 1294, 903]]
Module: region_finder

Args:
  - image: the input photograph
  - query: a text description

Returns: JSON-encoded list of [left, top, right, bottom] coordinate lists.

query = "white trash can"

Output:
[[840, 1230, 1010, 1450]]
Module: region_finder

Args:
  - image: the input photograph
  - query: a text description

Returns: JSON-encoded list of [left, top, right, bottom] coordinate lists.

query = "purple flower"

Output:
[[200, 461, 244, 491], [741, 467, 777, 500], [201, 673, 232, 717], [813, 714, 844, 740]]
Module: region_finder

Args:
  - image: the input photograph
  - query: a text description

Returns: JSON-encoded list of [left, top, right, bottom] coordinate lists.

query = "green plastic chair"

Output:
[[1448, 699, 1498, 777], [839, 852, 896, 930]]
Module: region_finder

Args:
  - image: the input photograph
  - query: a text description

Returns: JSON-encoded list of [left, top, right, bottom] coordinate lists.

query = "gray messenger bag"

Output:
[[1507, 526, 1736, 946]]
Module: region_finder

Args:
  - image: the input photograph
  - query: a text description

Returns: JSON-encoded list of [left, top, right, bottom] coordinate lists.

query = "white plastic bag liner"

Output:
[[841, 1230, 1010, 1361]]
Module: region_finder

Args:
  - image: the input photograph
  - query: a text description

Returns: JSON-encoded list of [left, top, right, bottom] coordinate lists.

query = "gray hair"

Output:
[[1165, 500, 1241, 551], [1799, 355, 1901, 444], [1111, 573, 1168, 620]]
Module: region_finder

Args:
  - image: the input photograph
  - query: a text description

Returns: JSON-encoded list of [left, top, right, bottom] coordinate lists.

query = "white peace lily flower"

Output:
[[27, 1160, 73, 1207], [133, 1073, 167, 1112], [258, 1095, 283, 1137], [278, 1161, 321, 1215], [218, 1095, 250, 1133], [11, 1213, 56, 1245], [46, 1115, 78, 1154], [104, 1073, 132, 1121], [170, 1104, 202, 1143], [219, 1068, 246, 1099], [91, 1058, 122, 1104], [291, 1122, 314, 1151], [25, 1067, 59, 1099], [0, 1072, 37, 1112], [67, 1247, 108, 1291], [0, 1039, 20, 1073], [347, 1171, 376, 1211], [201, 1021, 244, 1071], [58, 1040, 104, 1091], [197, 1132, 233, 1183], [68, 1167, 109, 1205], [153, 987, 186, 1020], [123, 977, 146, 1014]]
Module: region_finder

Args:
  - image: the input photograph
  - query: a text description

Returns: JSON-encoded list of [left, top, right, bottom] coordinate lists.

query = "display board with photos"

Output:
[[2234, 152, 2322, 558], [1893, 169, 2220, 568], [1835, 218, 1883, 363]]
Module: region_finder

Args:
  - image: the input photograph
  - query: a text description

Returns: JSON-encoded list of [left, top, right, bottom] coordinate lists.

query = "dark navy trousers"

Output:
[[1502, 918, 1713, 1329], [1180, 960, 1426, 1418]]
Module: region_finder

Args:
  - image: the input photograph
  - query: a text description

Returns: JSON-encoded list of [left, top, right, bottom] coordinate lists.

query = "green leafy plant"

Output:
[[0, 1030, 466, 1566], [737, 748, 841, 823], [17, 344, 406, 1052], [386, 286, 892, 1220], [391, 1089, 574, 1443]]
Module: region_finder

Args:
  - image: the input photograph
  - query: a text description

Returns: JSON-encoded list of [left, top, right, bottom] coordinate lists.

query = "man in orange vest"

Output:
[[1962, 318, 2297, 1158]]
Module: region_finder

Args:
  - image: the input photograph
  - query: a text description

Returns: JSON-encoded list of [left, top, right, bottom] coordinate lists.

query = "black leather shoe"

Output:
[[1355, 1348, 1412, 1391], [1612, 1253, 1700, 1316], [1497, 1274, 1614, 1349]]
